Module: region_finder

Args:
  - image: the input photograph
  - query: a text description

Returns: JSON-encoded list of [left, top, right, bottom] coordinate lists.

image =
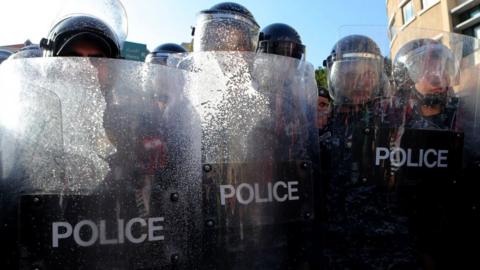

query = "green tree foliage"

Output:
[[315, 67, 328, 89]]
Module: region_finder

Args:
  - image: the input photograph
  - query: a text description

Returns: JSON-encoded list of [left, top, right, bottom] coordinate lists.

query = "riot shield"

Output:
[[0, 57, 202, 270], [318, 26, 480, 268], [388, 27, 480, 269], [0, 60, 65, 268], [177, 51, 318, 269]]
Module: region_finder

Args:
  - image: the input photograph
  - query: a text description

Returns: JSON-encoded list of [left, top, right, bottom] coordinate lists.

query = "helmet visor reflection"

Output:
[[404, 44, 457, 84], [57, 32, 114, 58], [145, 52, 169, 65], [330, 58, 382, 104], [258, 40, 305, 60], [194, 13, 259, 52]]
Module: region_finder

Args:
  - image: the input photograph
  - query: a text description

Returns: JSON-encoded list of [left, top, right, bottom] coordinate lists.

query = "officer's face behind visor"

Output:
[[330, 56, 382, 105], [57, 33, 113, 58], [194, 13, 259, 52], [403, 44, 456, 95]]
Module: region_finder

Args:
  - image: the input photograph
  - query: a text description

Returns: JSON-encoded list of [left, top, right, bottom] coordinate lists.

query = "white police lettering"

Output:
[[375, 147, 448, 168], [52, 217, 164, 248], [219, 181, 300, 205]]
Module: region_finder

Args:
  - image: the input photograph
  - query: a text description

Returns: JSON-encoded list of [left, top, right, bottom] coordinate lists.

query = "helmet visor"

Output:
[[403, 44, 457, 85], [329, 57, 383, 105], [258, 40, 305, 60], [57, 32, 116, 58], [193, 13, 259, 52], [145, 52, 169, 65]]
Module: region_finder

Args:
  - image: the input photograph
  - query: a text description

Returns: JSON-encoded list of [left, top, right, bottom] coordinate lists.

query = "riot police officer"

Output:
[[40, 13, 169, 225], [319, 34, 418, 269], [392, 38, 465, 269], [179, 2, 266, 162], [192, 2, 259, 52], [186, 4, 319, 270], [257, 23, 305, 60], [1, 1, 202, 268], [393, 39, 458, 130], [40, 15, 121, 58], [2, 14, 121, 269], [145, 43, 187, 65], [317, 86, 332, 131], [253, 22, 308, 161], [2, 15, 123, 268], [39, 13, 131, 191], [173, 2, 260, 70]]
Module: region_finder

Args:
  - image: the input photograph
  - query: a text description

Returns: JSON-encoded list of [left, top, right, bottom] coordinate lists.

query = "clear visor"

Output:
[[52, 0, 128, 44], [258, 40, 305, 60], [193, 13, 259, 52], [329, 58, 383, 104], [403, 44, 457, 84]]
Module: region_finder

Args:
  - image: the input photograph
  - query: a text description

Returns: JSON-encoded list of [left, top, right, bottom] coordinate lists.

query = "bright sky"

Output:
[[1, 0, 388, 67]]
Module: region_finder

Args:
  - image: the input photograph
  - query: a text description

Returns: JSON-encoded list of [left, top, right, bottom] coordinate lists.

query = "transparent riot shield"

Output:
[[177, 51, 318, 269], [0, 57, 202, 270], [318, 26, 480, 269], [388, 27, 480, 269], [0, 60, 65, 268], [318, 27, 416, 269]]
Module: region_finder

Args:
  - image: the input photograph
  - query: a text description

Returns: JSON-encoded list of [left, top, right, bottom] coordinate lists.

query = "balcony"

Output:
[[454, 15, 480, 30], [451, 0, 480, 15]]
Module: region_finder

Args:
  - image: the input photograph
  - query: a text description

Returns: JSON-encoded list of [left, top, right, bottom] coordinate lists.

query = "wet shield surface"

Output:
[[0, 52, 318, 270], [0, 58, 201, 269], [176, 51, 318, 269], [318, 26, 480, 269]]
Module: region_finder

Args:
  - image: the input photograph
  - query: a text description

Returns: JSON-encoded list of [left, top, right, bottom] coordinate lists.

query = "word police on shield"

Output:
[[220, 181, 300, 205], [375, 147, 448, 168], [52, 217, 165, 248]]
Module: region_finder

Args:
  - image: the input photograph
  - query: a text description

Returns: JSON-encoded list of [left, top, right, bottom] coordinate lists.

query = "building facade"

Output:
[[387, 0, 480, 57]]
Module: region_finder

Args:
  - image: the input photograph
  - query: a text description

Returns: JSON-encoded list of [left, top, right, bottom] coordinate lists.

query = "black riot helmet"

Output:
[[393, 38, 457, 107], [40, 15, 121, 58], [193, 2, 260, 52], [145, 43, 187, 65], [323, 35, 384, 105], [257, 23, 305, 60], [0, 49, 12, 64]]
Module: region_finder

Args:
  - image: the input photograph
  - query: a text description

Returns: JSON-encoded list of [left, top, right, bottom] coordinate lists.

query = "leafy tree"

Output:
[[315, 67, 328, 89]]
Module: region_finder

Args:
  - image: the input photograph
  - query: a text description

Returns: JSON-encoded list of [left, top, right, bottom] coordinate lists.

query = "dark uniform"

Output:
[[320, 35, 418, 269], [392, 38, 479, 269]]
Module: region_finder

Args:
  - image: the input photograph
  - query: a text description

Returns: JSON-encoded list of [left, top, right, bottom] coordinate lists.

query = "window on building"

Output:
[[421, 0, 438, 10], [402, 1, 414, 24]]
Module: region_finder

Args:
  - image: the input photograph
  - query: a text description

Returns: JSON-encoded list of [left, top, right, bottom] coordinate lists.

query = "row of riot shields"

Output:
[[0, 52, 318, 269], [318, 27, 480, 269], [3, 27, 480, 269]]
